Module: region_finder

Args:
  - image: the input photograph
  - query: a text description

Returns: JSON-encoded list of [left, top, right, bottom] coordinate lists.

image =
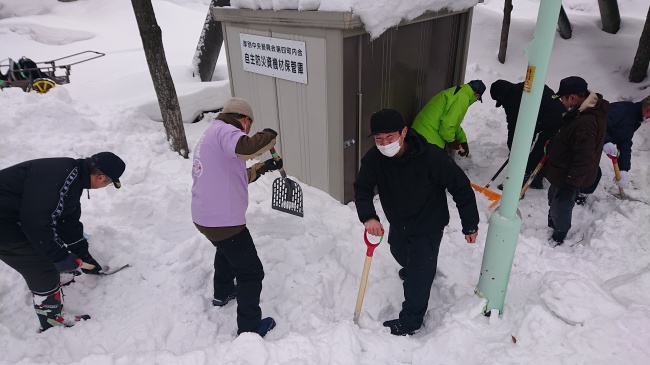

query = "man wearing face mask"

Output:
[[575, 95, 650, 204], [354, 108, 479, 336], [545, 77, 609, 245]]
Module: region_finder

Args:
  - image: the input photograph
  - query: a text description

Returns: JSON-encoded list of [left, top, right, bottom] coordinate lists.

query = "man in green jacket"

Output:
[[412, 80, 485, 157]]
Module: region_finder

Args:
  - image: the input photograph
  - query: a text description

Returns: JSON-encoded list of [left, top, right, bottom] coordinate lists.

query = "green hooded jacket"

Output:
[[412, 84, 478, 148]]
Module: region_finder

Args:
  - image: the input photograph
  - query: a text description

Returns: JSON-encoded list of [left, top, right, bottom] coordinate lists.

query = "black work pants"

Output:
[[0, 239, 60, 295], [388, 228, 443, 329], [210, 227, 264, 333]]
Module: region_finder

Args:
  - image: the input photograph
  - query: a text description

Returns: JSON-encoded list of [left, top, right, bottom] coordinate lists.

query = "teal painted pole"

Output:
[[475, 0, 562, 314]]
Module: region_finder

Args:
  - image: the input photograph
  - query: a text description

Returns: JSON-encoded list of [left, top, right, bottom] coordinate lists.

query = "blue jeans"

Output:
[[547, 184, 579, 233]]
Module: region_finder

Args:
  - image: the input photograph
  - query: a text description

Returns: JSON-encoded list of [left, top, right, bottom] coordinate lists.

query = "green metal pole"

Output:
[[475, 0, 562, 314]]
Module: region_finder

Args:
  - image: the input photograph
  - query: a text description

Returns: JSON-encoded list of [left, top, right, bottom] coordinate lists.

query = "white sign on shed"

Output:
[[239, 33, 308, 84]]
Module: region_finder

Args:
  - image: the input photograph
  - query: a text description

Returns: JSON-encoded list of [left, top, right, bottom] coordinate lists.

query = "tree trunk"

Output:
[[598, 0, 621, 34], [497, 0, 513, 64], [131, 0, 189, 158], [629, 6, 650, 83], [557, 6, 572, 39]]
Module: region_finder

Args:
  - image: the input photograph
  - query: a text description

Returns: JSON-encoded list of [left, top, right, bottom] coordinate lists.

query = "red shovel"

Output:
[[353, 228, 384, 324]]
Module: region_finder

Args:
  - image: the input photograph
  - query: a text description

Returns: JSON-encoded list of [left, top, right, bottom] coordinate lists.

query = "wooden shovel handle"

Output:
[[353, 256, 373, 324], [613, 162, 626, 199]]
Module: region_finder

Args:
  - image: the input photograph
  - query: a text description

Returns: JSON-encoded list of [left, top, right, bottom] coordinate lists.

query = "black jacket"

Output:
[[354, 129, 479, 236], [490, 80, 565, 150], [605, 101, 643, 171], [545, 93, 609, 189], [0, 158, 90, 263]]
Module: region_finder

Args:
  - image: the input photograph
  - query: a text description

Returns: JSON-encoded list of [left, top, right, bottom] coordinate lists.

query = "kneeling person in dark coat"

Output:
[[490, 79, 565, 189], [354, 109, 480, 336], [0, 152, 126, 331]]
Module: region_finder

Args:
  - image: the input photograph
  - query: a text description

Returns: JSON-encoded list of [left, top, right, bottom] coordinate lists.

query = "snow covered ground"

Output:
[[1, 0, 649, 364]]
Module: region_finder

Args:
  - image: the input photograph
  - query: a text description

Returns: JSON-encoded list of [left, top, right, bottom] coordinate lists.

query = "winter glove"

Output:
[[67, 239, 103, 274], [53, 253, 82, 273], [263, 128, 278, 137], [263, 158, 283, 172], [446, 140, 460, 150], [81, 255, 103, 275], [459, 142, 469, 157], [615, 170, 628, 187], [602, 142, 618, 156]]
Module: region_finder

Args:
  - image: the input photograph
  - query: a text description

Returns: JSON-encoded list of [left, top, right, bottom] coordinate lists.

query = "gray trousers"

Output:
[[547, 184, 579, 234]]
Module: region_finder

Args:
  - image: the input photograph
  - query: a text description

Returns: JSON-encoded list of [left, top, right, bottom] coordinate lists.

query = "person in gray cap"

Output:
[[191, 96, 281, 338], [545, 76, 609, 245], [412, 80, 485, 157], [354, 108, 479, 336], [0, 151, 126, 331]]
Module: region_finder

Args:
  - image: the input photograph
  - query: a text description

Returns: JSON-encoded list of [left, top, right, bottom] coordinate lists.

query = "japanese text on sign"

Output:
[[240, 33, 307, 84]]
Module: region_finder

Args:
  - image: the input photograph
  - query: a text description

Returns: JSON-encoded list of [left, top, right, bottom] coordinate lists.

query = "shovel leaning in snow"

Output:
[[471, 158, 508, 203], [489, 150, 548, 209], [353, 229, 384, 324], [269, 147, 304, 217]]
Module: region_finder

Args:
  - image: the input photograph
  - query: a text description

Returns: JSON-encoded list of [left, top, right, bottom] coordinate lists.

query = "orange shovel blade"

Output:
[[470, 183, 502, 201]]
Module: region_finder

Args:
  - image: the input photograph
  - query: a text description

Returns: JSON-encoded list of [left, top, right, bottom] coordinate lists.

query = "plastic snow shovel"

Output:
[[269, 147, 304, 217], [489, 147, 548, 209], [471, 158, 508, 202], [353, 228, 384, 324]]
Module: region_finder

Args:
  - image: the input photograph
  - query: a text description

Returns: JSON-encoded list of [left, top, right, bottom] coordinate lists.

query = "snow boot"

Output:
[[383, 318, 420, 336], [550, 230, 567, 246], [575, 193, 588, 206], [212, 285, 237, 307], [398, 268, 406, 281], [238, 317, 276, 338], [33, 288, 90, 332]]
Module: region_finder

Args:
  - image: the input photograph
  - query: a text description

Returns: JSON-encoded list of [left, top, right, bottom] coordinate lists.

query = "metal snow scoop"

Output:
[[471, 158, 508, 202], [81, 262, 131, 276], [353, 229, 384, 324], [269, 147, 304, 217]]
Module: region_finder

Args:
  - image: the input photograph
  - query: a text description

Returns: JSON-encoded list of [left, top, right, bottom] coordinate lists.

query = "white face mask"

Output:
[[377, 139, 401, 157]]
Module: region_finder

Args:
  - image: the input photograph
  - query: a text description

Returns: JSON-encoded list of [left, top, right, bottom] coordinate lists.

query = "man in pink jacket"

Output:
[[191, 97, 282, 337]]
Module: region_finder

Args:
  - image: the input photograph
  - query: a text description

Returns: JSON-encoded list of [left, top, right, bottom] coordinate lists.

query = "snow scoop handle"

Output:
[[363, 229, 384, 257], [353, 229, 384, 324], [485, 158, 509, 189], [80, 262, 96, 271], [269, 147, 287, 179], [612, 160, 626, 199]]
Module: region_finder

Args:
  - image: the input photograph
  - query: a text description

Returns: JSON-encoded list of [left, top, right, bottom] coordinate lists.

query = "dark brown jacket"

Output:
[[545, 93, 609, 188]]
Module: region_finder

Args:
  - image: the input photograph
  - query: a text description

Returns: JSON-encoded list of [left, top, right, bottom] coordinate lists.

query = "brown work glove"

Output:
[[446, 140, 461, 150]]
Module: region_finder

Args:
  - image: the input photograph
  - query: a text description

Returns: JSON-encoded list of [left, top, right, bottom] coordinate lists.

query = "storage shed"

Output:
[[212, 5, 477, 203]]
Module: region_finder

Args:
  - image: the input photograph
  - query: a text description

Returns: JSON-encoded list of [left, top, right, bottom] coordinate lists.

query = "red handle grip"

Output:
[[363, 229, 384, 257]]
